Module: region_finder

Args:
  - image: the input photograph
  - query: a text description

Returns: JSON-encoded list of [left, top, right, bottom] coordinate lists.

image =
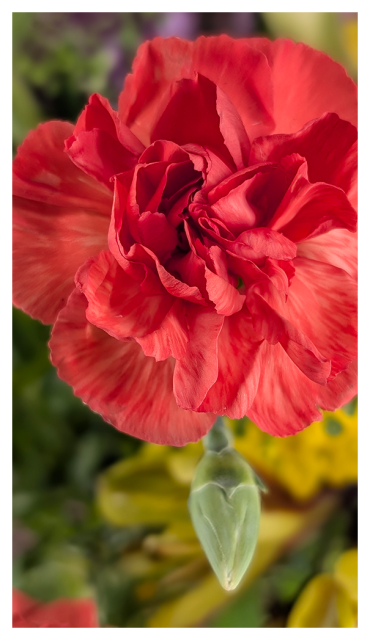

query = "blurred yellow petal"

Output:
[[119, 551, 159, 579], [166, 443, 202, 486], [334, 548, 358, 602], [336, 585, 357, 628], [341, 19, 358, 72], [143, 531, 201, 559], [263, 12, 339, 53], [287, 574, 338, 628], [164, 520, 199, 544], [97, 446, 189, 526], [148, 571, 228, 628]]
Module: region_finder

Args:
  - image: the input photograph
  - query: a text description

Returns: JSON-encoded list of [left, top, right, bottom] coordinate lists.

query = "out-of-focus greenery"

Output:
[[13, 13, 357, 628]]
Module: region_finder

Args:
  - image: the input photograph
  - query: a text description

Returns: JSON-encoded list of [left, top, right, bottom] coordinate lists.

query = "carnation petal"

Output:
[[316, 361, 357, 411], [270, 180, 357, 242], [151, 73, 231, 161], [74, 92, 145, 155], [237, 227, 297, 260], [109, 177, 207, 305], [249, 38, 357, 133], [247, 341, 323, 436], [66, 129, 138, 189], [216, 86, 251, 170], [247, 286, 331, 385], [198, 310, 263, 417], [192, 35, 275, 140], [66, 93, 144, 189], [173, 307, 224, 411], [332, 140, 357, 210], [136, 299, 189, 361], [205, 267, 245, 316], [297, 229, 357, 281], [283, 257, 357, 377], [13, 121, 111, 324], [76, 251, 173, 341], [249, 113, 357, 189], [49, 289, 214, 446], [119, 37, 194, 145], [133, 210, 178, 261], [248, 349, 357, 437], [119, 36, 275, 144]]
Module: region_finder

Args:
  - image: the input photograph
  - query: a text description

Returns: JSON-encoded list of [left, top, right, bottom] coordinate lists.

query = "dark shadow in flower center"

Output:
[[176, 221, 190, 253]]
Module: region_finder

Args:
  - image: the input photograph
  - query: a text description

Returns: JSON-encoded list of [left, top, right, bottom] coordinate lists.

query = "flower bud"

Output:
[[188, 433, 261, 591]]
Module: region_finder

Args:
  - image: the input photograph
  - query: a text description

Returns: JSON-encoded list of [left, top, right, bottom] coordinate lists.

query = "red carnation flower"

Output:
[[12, 589, 98, 628], [13, 36, 357, 445]]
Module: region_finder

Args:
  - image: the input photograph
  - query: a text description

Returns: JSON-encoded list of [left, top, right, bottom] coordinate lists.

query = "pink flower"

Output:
[[12, 589, 98, 627], [13, 36, 357, 445]]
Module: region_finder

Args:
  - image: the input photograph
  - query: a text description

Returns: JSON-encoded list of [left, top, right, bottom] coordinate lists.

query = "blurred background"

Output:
[[13, 12, 358, 628]]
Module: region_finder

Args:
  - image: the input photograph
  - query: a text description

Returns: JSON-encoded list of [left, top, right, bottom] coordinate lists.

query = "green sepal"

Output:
[[188, 445, 261, 591]]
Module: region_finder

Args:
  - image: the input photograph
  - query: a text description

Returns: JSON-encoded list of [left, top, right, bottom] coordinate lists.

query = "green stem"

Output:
[[202, 416, 234, 453]]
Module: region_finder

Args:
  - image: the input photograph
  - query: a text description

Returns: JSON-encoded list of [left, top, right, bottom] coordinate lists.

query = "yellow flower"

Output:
[[230, 401, 357, 501], [287, 549, 358, 627], [97, 439, 338, 627]]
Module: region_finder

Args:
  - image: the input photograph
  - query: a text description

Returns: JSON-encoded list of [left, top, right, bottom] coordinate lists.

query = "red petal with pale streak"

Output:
[[282, 257, 357, 377], [13, 121, 111, 324], [297, 229, 357, 281], [270, 180, 357, 243], [237, 228, 297, 260], [247, 286, 331, 385], [173, 306, 224, 411], [49, 289, 214, 446], [119, 36, 274, 144], [13, 121, 111, 209], [216, 86, 251, 170], [198, 310, 263, 418], [13, 590, 98, 628], [136, 299, 189, 361], [206, 162, 274, 205], [66, 129, 137, 189], [247, 344, 357, 437], [247, 342, 324, 436], [316, 360, 357, 411], [74, 93, 145, 156], [156, 261, 207, 305], [211, 177, 259, 234], [249, 113, 357, 188], [118, 37, 194, 145], [167, 248, 209, 302], [192, 36, 275, 140], [76, 251, 173, 341], [204, 267, 245, 316], [248, 38, 357, 133]]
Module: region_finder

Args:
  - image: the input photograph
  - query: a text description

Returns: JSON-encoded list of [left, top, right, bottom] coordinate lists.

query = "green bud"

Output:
[[188, 437, 261, 591]]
